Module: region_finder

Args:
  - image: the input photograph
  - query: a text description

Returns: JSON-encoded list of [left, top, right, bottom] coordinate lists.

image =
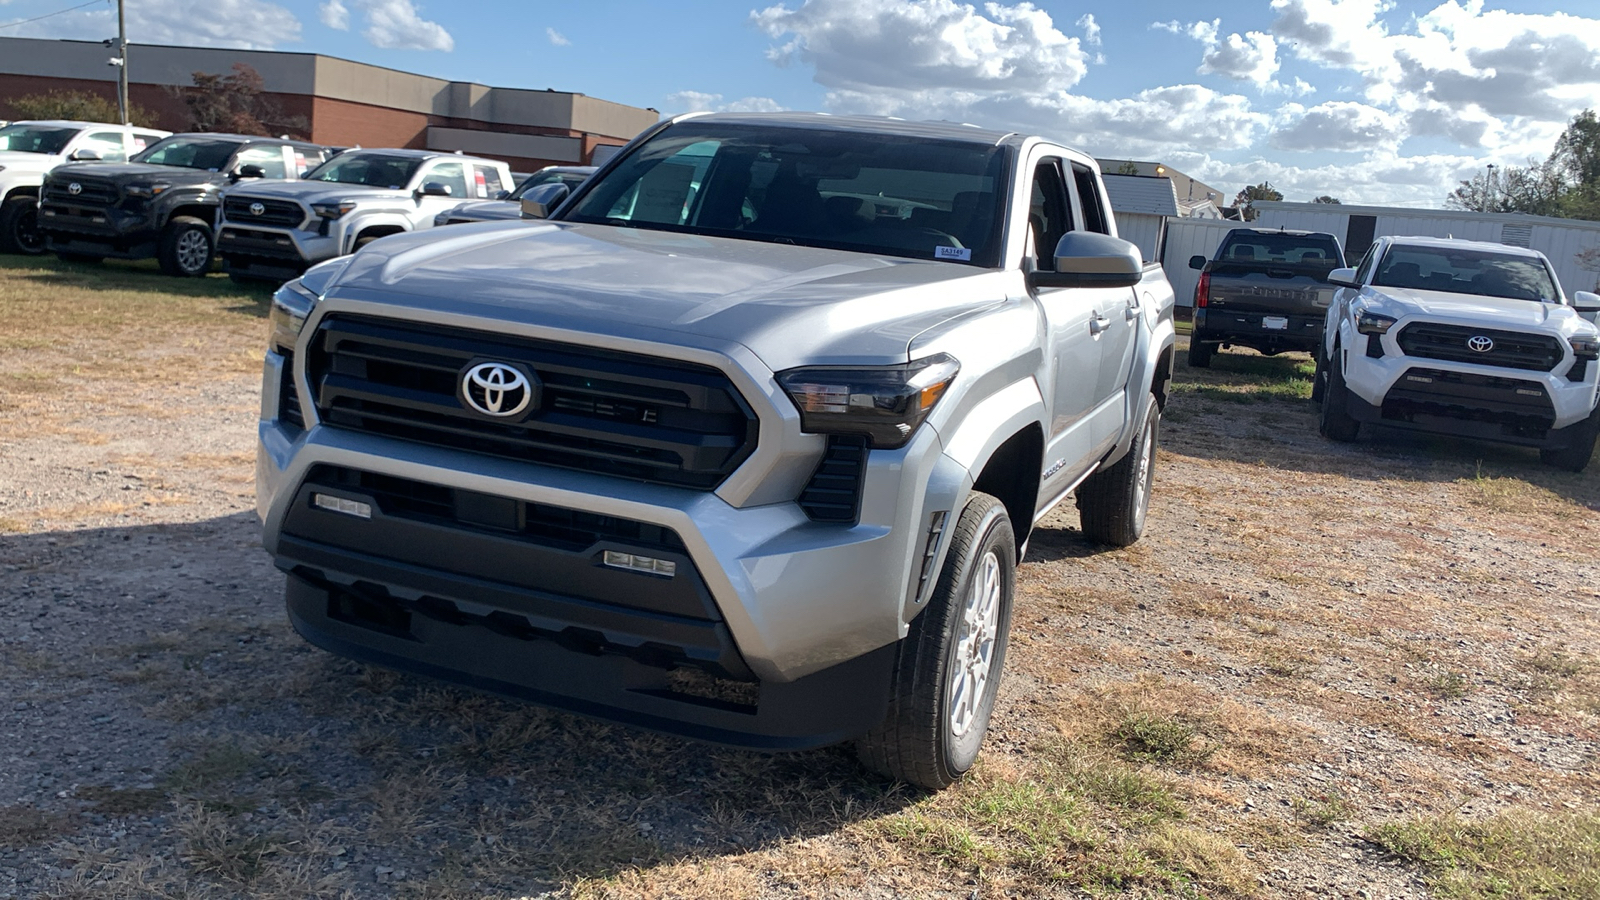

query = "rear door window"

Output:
[[84, 131, 130, 162], [235, 145, 288, 179], [473, 165, 504, 198]]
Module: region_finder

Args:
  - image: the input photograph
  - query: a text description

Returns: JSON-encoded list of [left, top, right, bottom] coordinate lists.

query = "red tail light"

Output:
[[1194, 271, 1210, 308]]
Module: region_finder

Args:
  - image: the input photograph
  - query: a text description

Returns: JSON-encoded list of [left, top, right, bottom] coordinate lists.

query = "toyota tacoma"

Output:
[[218, 148, 514, 282], [433, 164, 596, 227], [0, 119, 169, 255], [256, 113, 1177, 788], [37, 133, 329, 276], [1187, 227, 1345, 367], [1317, 235, 1600, 470]]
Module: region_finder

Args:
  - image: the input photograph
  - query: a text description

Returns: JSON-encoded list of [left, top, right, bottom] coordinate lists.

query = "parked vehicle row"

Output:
[[0, 119, 169, 253]]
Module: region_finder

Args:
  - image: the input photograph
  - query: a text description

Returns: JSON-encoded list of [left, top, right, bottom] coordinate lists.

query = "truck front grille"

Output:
[[307, 316, 759, 490], [1397, 323, 1563, 371], [224, 196, 306, 228], [43, 178, 117, 205]]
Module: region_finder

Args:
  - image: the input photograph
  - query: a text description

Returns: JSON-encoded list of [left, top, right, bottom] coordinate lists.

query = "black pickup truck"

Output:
[[1186, 227, 1346, 367], [38, 133, 329, 276]]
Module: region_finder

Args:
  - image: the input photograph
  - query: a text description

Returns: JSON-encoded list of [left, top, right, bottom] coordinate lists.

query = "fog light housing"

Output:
[[603, 550, 676, 577], [313, 494, 371, 519]]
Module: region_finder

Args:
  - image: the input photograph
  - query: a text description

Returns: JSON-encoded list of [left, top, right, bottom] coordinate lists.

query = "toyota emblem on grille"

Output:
[[460, 362, 535, 418], [67, 183, 82, 195], [249, 202, 266, 216], [1467, 335, 1495, 353]]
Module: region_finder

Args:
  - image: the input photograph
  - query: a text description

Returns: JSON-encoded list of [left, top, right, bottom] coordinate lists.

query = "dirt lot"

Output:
[[1, 256, 1597, 899]]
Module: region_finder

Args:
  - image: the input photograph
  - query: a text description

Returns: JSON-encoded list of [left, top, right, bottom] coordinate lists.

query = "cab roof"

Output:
[[1381, 235, 1548, 259], [672, 111, 1017, 147], [332, 147, 504, 163], [6, 119, 161, 130]]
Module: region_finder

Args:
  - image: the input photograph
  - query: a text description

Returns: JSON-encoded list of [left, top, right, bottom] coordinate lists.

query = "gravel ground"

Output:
[[1, 272, 1597, 898]]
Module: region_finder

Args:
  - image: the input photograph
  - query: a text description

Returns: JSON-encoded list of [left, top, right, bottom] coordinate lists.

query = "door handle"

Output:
[[1089, 315, 1109, 336]]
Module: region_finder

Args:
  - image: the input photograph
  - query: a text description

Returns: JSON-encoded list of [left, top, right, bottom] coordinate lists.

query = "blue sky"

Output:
[[6, 0, 1600, 207]]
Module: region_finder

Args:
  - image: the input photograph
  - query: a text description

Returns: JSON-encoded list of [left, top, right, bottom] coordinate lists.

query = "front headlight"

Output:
[[776, 354, 960, 449], [124, 182, 170, 198], [1356, 311, 1398, 335], [267, 280, 317, 353], [1571, 334, 1600, 360], [311, 200, 357, 219]]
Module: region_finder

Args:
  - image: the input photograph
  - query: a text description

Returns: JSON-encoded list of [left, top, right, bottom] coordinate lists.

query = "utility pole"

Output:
[[116, 0, 129, 124]]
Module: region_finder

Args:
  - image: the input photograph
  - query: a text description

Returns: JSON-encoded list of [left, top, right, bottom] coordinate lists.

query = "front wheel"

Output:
[[158, 217, 215, 277], [1310, 344, 1328, 403], [1076, 394, 1160, 547], [1540, 408, 1600, 472], [0, 196, 45, 255], [1318, 345, 1361, 442], [857, 491, 1015, 790]]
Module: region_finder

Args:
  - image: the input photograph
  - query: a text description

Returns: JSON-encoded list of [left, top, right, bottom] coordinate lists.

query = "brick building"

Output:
[[0, 37, 660, 171]]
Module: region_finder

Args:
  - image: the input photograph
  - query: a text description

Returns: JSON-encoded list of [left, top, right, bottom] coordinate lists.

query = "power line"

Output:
[[0, 0, 109, 31]]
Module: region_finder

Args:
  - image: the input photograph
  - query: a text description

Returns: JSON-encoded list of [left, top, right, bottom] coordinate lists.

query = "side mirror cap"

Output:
[[234, 164, 267, 182], [1188, 254, 1206, 270], [1573, 290, 1600, 323], [1328, 266, 1360, 288], [493, 189, 511, 200], [418, 182, 453, 198], [1027, 232, 1144, 290], [69, 147, 102, 162], [519, 182, 570, 219]]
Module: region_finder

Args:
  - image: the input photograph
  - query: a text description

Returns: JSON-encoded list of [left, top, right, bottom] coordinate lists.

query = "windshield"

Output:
[[563, 123, 1009, 266], [1375, 247, 1559, 302], [133, 137, 245, 170], [303, 153, 423, 189], [1218, 232, 1344, 268], [0, 124, 79, 155], [510, 170, 591, 199]]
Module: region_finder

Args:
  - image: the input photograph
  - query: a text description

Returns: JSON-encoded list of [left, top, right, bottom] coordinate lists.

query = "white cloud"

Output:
[[1164, 17, 1285, 91], [546, 27, 570, 46], [353, 0, 452, 52], [1076, 13, 1100, 47], [664, 91, 785, 114], [1269, 100, 1404, 152], [319, 0, 349, 30], [11, 0, 301, 49]]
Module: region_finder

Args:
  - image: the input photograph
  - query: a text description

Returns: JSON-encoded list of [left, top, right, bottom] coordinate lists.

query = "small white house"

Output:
[[1102, 174, 1179, 262]]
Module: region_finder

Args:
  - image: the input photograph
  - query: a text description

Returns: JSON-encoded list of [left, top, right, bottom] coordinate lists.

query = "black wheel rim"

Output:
[[14, 208, 43, 254]]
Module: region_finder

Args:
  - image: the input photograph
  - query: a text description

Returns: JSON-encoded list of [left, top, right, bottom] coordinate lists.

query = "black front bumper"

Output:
[[1353, 367, 1582, 449], [218, 226, 311, 280], [272, 466, 894, 750], [37, 202, 159, 258]]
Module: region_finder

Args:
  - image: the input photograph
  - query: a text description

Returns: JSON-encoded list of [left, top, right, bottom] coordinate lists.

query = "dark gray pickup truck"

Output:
[[1187, 228, 1346, 367]]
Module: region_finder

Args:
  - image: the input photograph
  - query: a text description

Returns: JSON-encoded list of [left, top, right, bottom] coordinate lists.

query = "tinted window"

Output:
[[1217, 232, 1344, 267], [304, 153, 423, 188], [1028, 160, 1071, 268], [423, 162, 469, 199], [236, 145, 288, 179], [0, 125, 78, 155], [564, 123, 1009, 266], [1374, 246, 1558, 302], [135, 137, 245, 171]]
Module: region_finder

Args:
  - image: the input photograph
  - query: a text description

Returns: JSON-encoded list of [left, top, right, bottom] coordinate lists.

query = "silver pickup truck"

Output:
[[256, 113, 1176, 788]]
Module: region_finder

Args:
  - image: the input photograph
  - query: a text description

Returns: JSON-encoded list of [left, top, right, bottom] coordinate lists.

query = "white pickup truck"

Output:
[[0, 119, 169, 254], [256, 113, 1176, 788], [1316, 235, 1600, 470]]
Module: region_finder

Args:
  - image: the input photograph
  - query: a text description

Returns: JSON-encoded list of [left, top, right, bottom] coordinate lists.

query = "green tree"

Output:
[[1311, 195, 1342, 204], [1233, 181, 1283, 221], [6, 90, 158, 127], [1445, 109, 1600, 220], [1116, 161, 1139, 175]]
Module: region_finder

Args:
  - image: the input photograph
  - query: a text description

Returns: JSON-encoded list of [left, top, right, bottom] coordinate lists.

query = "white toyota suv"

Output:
[[1316, 235, 1600, 470], [0, 119, 170, 254]]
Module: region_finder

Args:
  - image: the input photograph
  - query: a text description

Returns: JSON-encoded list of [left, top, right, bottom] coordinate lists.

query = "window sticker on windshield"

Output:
[[935, 246, 972, 261], [474, 169, 488, 198]]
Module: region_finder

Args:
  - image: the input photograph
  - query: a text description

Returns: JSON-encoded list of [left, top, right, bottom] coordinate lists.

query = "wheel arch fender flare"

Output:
[[340, 213, 411, 252]]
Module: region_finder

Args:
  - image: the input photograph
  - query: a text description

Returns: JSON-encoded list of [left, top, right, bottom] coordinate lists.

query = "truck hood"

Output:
[[0, 151, 61, 173], [230, 179, 410, 206], [441, 200, 520, 222], [43, 162, 223, 188], [321, 221, 1011, 371], [1365, 286, 1594, 335]]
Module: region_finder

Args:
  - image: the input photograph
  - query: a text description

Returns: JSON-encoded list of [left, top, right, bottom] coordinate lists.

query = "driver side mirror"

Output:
[[1573, 290, 1600, 323], [1327, 266, 1360, 288], [69, 147, 102, 162], [418, 182, 453, 198], [1188, 255, 1206, 270], [233, 164, 267, 182], [519, 182, 570, 219], [493, 189, 511, 200], [1027, 232, 1144, 290]]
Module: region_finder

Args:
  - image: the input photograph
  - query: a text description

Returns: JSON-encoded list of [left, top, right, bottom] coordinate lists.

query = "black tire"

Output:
[[1318, 345, 1360, 442], [158, 217, 215, 277], [1540, 408, 1600, 472], [857, 491, 1015, 790], [1077, 394, 1160, 547], [0, 196, 45, 255], [1310, 344, 1327, 403], [1187, 334, 1213, 368]]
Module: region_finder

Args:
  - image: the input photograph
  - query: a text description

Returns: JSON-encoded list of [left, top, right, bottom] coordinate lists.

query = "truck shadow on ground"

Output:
[[0, 515, 919, 897], [1168, 346, 1600, 512], [0, 254, 275, 308]]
